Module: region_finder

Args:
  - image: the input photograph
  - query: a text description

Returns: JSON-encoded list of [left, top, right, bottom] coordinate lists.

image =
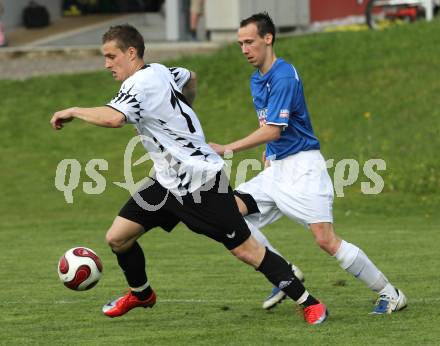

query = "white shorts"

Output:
[[236, 150, 334, 229]]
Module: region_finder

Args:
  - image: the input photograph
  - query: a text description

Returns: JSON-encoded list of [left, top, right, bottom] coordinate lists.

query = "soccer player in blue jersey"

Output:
[[209, 12, 407, 315]]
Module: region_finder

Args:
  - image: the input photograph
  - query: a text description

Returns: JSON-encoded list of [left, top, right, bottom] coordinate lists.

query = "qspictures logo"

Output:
[[54, 135, 387, 209]]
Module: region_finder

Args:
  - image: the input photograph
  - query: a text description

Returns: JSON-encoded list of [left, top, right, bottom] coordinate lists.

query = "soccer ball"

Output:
[[58, 247, 103, 291]]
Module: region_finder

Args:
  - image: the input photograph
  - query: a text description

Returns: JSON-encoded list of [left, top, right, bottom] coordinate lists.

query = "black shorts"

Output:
[[118, 171, 251, 250]]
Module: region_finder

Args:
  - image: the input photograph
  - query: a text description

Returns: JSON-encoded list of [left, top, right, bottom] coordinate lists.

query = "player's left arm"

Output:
[[182, 71, 197, 107], [210, 76, 294, 156], [209, 124, 282, 155], [50, 106, 125, 130], [169, 67, 197, 107]]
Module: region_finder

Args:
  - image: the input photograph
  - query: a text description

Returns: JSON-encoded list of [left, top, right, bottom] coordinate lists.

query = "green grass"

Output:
[[2, 215, 440, 345], [1, 19, 440, 345]]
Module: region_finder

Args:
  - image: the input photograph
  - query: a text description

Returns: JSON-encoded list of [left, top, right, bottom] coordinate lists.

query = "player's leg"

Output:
[[274, 150, 407, 314], [309, 222, 407, 314], [243, 211, 304, 281], [244, 215, 305, 309], [103, 216, 157, 317], [106, 217, 152, 298], [235, 192, 284, 257], [234, 173, 306, 309], [229, 235, 328, 324], [180, 174, 327, 324], [103, 181, 179, 318], [106, 216, 144, 253], [237, 197, 283, 256]]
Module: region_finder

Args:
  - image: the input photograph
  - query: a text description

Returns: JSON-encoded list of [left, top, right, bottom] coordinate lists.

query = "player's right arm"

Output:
[[50, 106, 125, 130]]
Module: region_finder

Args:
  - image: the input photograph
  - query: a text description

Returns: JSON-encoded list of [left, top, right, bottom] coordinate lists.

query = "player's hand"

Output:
[[209, 142, 227, 155], [50, 108, 75, 130]]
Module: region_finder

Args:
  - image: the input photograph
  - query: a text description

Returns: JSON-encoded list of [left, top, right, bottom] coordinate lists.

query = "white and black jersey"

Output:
[[108, 63, 224, 195]]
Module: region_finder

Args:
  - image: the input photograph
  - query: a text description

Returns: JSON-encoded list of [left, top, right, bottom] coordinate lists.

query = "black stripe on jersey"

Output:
[[114, 92, 125, 103], [169, 84, 195, 133], [175, 89, 190, 108], [169, 68, 182, 85], [190, 149, 204, 157], [152, 136, 165, 152], [122, 94, 132, 103]]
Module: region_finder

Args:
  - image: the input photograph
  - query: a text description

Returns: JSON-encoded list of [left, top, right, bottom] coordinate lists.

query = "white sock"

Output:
[[379, 283, 399, 298], [335, 240, 396, 297], [130, 280, 150, 292], [296, 291, 310, 305]]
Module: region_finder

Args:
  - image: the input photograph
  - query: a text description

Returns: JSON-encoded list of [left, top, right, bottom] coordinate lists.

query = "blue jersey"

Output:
[[250, 58, 320, 160]]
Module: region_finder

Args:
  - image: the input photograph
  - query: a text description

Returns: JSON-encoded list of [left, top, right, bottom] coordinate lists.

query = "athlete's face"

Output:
[[238, 23, 273, 69], [102, 40, 135, 81]]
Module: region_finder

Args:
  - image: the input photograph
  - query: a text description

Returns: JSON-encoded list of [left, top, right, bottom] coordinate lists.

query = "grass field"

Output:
[[1, 19, 440, 345]]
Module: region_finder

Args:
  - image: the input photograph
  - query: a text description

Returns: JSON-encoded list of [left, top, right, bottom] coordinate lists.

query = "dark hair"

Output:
[[240, 12, 276, 45], [102, 24, 145, 58]]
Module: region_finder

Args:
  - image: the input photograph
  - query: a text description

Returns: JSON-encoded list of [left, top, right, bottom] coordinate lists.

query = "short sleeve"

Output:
[[266, 77, 297, 127], [107, 83, 145, 124], [168, 67, 191, 91]]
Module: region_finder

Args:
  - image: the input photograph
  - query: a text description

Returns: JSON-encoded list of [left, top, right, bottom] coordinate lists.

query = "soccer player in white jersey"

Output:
[[50, 24, 328, 324], [209, 12, 407, 314]]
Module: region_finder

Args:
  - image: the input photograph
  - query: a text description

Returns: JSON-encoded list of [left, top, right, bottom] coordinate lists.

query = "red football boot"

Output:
[[303, 302, 328, 325], [102, 290, 156, 318]]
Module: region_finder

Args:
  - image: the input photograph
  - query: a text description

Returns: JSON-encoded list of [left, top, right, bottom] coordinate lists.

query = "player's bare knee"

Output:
[[105, 231, 129, 252], [105, 216, 144, 252], [105, 233, 121, 250]]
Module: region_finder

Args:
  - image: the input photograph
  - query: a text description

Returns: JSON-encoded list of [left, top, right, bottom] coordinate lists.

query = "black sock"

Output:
[[301, 295, 319, 308], [114, 241, 151, 299], [132, 286, 153, 300], [257, 248, 319, 307]]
